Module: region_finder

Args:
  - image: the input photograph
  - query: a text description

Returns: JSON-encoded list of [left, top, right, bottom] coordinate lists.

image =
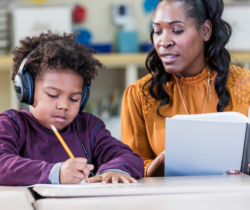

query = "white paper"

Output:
[[165, 112, 247, 176], [21, 182, 141, 188]]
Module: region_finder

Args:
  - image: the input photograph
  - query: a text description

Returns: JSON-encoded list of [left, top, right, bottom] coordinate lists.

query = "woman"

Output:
[[121, 0, 250, 177]]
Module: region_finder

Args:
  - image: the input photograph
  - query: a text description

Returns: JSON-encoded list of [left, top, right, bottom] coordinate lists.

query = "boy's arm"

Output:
[[0, 117, 54, 186], [92, 122, 144, 179]]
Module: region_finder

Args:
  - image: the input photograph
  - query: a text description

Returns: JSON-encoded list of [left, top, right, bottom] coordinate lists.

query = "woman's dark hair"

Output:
[[144, 0, 232, 117], [11, 31, 104, 84]]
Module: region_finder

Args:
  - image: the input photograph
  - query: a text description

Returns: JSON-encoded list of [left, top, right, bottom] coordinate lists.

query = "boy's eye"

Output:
[[48, 94, 58, 98], [70, 98, 79, 102], [173, 30, 184, 35]]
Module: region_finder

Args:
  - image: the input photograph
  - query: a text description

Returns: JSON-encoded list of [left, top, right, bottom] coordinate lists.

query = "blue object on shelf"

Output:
[[117, 31, 139, 53], [74, 29, 92, 45], [88, 44, 113, 53], [143, 0, 158, 13], [140, 43, 154, 52]]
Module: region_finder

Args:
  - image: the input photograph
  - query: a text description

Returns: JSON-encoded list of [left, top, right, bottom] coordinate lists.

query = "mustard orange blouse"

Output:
[[121, 65, 250, 177]]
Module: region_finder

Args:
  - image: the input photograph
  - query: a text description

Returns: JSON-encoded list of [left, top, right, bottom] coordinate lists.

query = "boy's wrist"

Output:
[[48, 162, 63, 184]]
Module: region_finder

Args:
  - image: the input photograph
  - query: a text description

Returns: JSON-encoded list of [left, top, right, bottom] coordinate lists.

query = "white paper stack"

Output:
[[0, 0, 9, 55]]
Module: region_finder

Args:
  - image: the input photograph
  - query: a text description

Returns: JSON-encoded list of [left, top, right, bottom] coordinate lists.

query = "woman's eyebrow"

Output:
[[169, 21, 186, 25], [152, 21, 186, 25]]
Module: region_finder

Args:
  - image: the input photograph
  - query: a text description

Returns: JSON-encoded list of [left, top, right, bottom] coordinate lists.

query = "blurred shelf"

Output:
[[1, 52, 250, 71]]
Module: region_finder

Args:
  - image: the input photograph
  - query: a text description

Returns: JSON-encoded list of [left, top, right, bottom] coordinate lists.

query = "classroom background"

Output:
[[0, 0, 250, 140]]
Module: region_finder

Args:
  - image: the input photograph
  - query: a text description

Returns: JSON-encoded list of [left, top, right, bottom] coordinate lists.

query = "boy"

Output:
[[0, 31, 144, 186]]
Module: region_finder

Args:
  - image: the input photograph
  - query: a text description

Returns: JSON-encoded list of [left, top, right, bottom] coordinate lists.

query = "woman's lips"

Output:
[[53, 116, 67, 123], [160, 54, 179, 63]]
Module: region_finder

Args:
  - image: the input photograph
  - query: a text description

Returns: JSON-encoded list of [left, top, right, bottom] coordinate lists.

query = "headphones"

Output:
[[14, 45, 91, 113]]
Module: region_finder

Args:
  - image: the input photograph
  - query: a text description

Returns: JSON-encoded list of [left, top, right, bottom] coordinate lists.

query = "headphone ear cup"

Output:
[[24, 72, 35, 105], [79, 83, 90, 113]]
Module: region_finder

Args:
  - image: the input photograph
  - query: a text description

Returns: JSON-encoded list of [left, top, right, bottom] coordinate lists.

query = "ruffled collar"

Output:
[[169, 66, 217, 85]]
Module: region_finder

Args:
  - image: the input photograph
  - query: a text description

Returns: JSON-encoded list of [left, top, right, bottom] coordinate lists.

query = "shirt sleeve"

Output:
[[0, 116, 54, 186], [97, 169, 130, 177], [48, 162, 62, 184], [121, 85, 155, 177], [91, 120, 144, 179]]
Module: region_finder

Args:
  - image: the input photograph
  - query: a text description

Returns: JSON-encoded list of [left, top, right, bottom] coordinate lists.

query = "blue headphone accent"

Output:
[[24, 72, 32, 105]]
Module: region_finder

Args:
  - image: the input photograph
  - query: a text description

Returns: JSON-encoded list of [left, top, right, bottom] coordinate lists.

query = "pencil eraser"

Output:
[[50, 124, 56, 132]]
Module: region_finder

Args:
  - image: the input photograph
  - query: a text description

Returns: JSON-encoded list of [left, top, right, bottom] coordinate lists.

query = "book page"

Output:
[[165, 118, 247, 176], [172, 112, 249, 123], [21, 181, 141, 188]]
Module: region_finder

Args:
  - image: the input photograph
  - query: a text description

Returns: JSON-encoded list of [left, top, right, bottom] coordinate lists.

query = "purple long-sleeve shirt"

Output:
[[0, 110, 143, 186]]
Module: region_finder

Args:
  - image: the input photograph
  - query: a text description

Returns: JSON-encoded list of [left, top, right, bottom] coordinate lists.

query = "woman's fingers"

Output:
[[229, 169, 247, 175]]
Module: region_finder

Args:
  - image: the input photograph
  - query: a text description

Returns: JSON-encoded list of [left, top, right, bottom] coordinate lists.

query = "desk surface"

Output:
[[34, 191, 250, 210], [33, 175, 250, 198], [0, 186, 35, 203], [0, 191, 34, 210]]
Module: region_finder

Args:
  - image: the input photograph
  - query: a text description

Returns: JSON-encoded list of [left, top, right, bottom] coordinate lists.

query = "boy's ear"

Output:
[[203, 20, 212, 42]]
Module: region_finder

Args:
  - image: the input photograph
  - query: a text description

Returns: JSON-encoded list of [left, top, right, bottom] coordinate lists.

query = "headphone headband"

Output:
[[14, 42, 91, 112]]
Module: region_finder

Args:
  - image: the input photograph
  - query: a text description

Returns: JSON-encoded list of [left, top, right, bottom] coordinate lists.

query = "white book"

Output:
[[165, 110, 250, 176]]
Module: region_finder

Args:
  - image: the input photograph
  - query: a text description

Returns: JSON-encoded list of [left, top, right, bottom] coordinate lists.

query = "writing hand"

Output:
[[60, 158, 94, 184]]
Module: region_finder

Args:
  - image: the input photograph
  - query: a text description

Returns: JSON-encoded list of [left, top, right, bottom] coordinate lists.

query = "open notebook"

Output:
[[165, 110, 250, 176]]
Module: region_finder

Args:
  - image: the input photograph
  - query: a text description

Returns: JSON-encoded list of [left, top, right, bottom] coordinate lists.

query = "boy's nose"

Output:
[[57, 101, 69, 110]]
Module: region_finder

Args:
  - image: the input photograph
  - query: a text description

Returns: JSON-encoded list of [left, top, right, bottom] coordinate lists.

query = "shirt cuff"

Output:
[[48, 162, 62, 184], [97, 169, 130, 177]]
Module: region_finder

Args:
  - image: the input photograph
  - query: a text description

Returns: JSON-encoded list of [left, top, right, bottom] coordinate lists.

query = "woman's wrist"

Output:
[[147, 151, 165, 177]]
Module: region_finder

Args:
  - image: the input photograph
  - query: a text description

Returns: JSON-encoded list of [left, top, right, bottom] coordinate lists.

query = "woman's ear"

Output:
[[203, 20, 212, 42]]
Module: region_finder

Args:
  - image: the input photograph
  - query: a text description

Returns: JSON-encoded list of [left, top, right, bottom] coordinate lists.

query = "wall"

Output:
[[14, 0, 153, 44]]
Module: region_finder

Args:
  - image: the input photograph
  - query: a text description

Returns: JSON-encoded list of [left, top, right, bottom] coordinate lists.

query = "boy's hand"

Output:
[[88, 171, 137, 184], [60, 158, 94, 184]]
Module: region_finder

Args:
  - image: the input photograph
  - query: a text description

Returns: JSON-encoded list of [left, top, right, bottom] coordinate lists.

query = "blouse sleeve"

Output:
[[121, 85, 155, 176]]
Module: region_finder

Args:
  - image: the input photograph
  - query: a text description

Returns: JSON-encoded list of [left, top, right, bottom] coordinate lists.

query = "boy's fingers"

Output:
[[119, 176, 130, 184], [72, 177, 82, 184], [87, 164, 94, 170], [73, 158, 88, 163], [111, 175, 118, 184], [129, 177, 137, 183], [74, 162, 87, 172], [82, 167, 90, 178], [88, 175, 103, 183], [74, 170, 85, 180]]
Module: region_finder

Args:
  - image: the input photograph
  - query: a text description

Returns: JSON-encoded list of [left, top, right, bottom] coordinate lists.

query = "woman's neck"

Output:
[[174, 60, 206, 79]]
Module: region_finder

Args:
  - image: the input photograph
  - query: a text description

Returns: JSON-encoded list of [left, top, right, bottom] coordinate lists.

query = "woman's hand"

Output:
[[88, 171, 137, 184], [60, 158, 94, 184], [147, 150, 165, 177], [225, 164, 250, 175]]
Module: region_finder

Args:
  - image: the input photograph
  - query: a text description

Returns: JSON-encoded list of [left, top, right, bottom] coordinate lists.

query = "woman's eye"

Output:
[[47, 94, 58, 98], [173, 30, 184, 35], [154, 30, 162, 35], [70, 98, 79, 102]]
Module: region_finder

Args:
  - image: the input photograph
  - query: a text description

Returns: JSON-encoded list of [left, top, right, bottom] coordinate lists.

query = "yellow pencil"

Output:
[[51, 124, 74, 158], [50, 124, 90, 184]]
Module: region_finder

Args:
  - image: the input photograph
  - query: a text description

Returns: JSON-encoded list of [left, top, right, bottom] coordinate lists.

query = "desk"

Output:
[[33, 175, 250, 198], [33, 192, 250, 210], [0, 191, 34, 210], [0, 186, 34, 203]]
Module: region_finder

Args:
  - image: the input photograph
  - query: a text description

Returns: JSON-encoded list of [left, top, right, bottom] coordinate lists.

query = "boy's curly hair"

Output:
[[11, 31, 104, 84]]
